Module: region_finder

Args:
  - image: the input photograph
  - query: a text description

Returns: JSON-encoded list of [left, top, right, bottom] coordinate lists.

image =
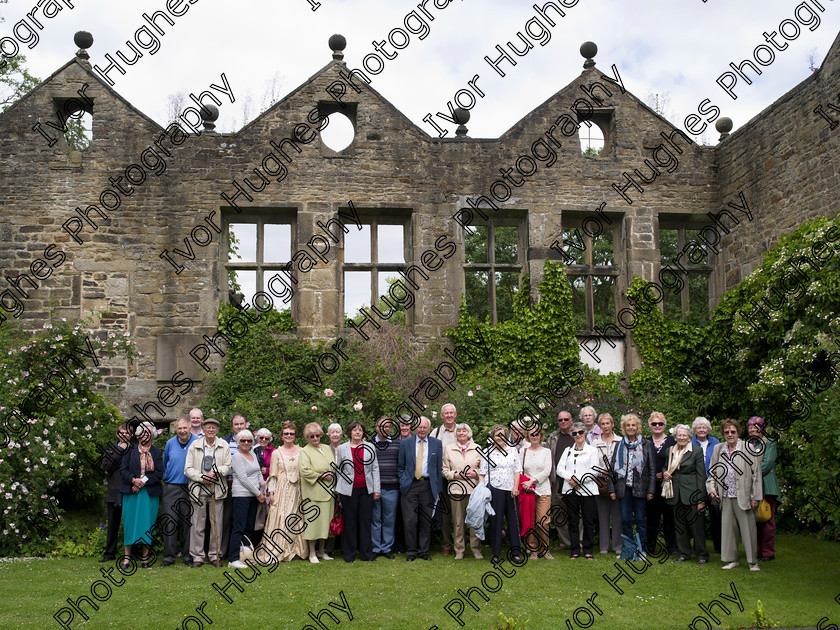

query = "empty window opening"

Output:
[[320, 112, 355, 152]]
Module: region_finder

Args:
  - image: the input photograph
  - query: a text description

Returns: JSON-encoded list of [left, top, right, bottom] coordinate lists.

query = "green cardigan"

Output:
[[760, 438, 780, 497]]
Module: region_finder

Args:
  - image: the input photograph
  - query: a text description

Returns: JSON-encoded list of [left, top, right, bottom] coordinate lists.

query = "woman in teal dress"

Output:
[[120, 421, 164, 570]]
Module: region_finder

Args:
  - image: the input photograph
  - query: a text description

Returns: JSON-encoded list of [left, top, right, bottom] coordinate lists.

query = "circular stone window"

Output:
[[320, 112, 355, 152]]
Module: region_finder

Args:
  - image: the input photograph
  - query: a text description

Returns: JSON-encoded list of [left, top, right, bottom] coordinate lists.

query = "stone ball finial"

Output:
[[715, 116, 733, 140], [74, 31, 93, 59], [453, 107, 470, 137], [581, 41, 597, 69], [329, 34, 347, 61], [201, 104, 219, 131]]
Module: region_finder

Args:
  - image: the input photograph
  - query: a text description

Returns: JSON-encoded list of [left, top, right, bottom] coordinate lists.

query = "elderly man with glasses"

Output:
[[547, 411, 576, 550]]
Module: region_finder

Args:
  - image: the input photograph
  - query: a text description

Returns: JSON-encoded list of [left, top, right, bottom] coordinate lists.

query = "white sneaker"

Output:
[[228, 560, 247, 569], [722, 562, 740, 570], [309, 556, 320, 564], [749, 564, 760, 572]]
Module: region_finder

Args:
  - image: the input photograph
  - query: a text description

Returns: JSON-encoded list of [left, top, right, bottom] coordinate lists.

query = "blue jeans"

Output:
[[619, 491, 648, 551], [371, 488, 399, 554]]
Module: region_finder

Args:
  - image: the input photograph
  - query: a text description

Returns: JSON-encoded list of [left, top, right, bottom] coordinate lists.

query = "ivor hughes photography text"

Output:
[[0, 0, 839, 629]]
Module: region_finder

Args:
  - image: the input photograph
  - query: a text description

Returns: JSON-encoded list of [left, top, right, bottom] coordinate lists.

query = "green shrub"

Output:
[[0, 319, 136, 556]]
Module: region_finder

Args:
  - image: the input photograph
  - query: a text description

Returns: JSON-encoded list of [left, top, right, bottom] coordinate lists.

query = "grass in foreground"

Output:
[[1, 533, 838, 630]]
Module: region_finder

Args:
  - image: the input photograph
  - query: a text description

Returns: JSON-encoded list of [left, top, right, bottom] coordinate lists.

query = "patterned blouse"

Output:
[[480, 444, 522, 492]]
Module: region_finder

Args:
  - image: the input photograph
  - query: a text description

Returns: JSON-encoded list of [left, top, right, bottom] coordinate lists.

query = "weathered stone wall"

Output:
[[714, 34, 840, 297], [0, 42, 755, 421]]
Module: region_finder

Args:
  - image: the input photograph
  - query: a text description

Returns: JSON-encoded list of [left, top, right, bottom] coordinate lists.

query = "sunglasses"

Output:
[[258, 436, 270, 440], [571, 430, 585, 436], [240, 439, 253, 443], [724, 430, 738, 435], [558, 418, 571, 422], [282, 432, 296, 437], [650, 422, 665, 427]]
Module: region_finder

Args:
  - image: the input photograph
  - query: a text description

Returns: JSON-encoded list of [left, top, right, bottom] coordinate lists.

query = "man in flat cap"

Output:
[[184, 416, 231, 567]]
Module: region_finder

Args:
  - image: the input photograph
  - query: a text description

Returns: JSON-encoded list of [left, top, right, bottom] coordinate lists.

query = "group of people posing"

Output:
[[99, 403, 779, 572]]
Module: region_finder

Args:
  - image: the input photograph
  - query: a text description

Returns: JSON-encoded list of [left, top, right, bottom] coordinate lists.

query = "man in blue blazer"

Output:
[[398, 416, 443, 561]]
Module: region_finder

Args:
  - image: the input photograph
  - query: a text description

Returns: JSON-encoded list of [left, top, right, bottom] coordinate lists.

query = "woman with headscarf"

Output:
[[119, 421, 163, 570], [747, 416, 779, 562]]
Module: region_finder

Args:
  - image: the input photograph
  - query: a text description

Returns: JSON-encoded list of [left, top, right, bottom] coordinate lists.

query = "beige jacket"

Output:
[[184, 436, 232, 501], [442, 441, 482, 499], [706, 440, 763, 511]]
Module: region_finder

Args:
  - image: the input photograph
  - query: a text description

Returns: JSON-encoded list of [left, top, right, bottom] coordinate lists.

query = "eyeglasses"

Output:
[[258, 436, 270, 440], [282, 432, 295, 437], [239, 439, 253, 443], [571, 430, 585, 436], [650, 422, 664, 427], [724, 430, 738, 435]]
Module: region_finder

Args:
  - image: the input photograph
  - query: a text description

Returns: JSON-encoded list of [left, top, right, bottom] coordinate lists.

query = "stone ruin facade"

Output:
[[1, 32, 839, 422]]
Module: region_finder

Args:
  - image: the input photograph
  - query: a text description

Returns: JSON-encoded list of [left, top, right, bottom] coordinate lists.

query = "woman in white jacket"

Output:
[[556, 422, 601, 559]]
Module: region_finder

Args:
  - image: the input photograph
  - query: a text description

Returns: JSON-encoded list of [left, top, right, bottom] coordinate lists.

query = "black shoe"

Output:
[[673, 556, 689, 562], [381, 553, 395, 559], [183, 556, 193, 566], [98, 556, 114, 563], [491, 556, 501, 565], [161, 560, 175, 567], [758, 555, 774, 561], [406, 555, 416, 561], [419, 553, 431, 561], [344, 559, 355, 563], [697, 558, 708, 565]]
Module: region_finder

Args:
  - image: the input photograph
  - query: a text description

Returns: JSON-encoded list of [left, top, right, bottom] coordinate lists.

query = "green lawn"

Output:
[[2, 533, 838, 630]]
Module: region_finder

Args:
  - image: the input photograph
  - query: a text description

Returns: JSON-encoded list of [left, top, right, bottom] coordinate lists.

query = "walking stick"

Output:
[[210, 482, 220, 563]]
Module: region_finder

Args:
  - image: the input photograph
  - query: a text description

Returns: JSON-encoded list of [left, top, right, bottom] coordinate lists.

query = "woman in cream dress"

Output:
[[261, 422, 306, 561]]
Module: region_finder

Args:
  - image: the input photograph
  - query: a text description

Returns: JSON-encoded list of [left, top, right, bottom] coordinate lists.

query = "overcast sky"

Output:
[[4, 0, 840, 140]]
